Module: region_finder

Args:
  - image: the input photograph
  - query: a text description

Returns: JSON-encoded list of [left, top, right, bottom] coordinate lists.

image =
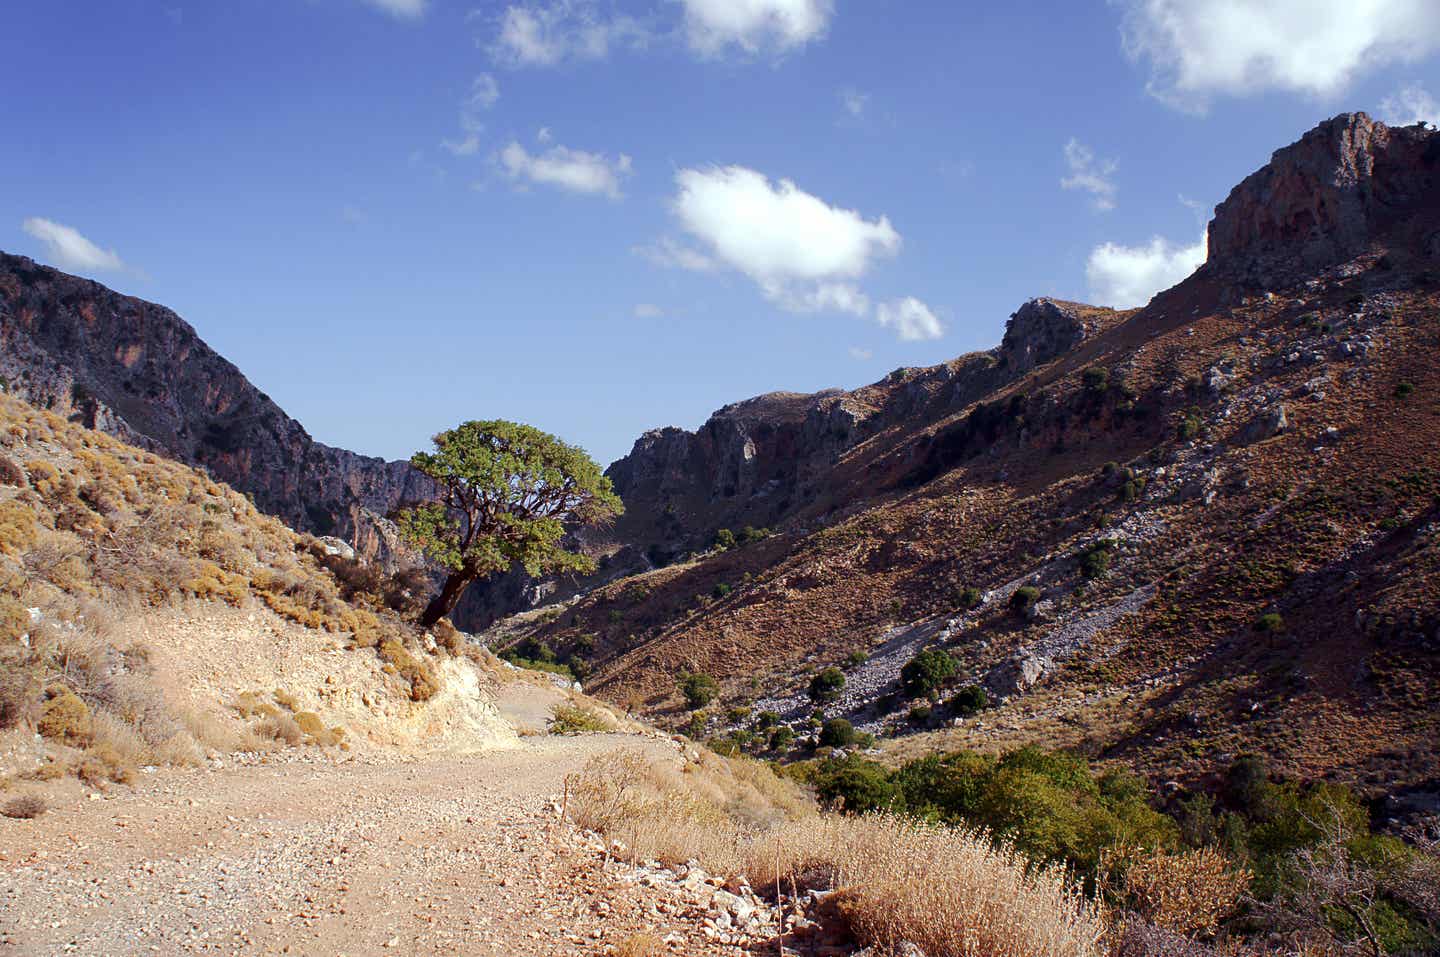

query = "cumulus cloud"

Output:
[[1118, 0, 1440, 110], [443, 74, 501, 157], [498, 140, 632, 197], [491, 1, 649, 67], [649, 165, 939, 339], [22, 218, 127, 272], [361, 0, 426, 18], [1086, 234, 1207, 308], [1060, 138, 1118, 211], [633, 303, 664, 318], [1381, 84, 1440, 127], [876, 297, 944, 341], [679, 0, 832, 55]]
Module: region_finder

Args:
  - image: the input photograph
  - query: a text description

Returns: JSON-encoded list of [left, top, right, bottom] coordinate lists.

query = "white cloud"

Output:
[[498, 141, 632, 197], [633, 303, 664, 318], [680, 0, 832, 55], [651, 165, 938, 340], [22, 218, 127, 272], [672, 165, 899, 287], [362, 0, 426, 18], [848, 346, 873, 360], [1086, 234, 1207, 308], [443, 74, 500, 156], [840, 87, 869, 118], [1381, 84, 1440, 127], [491, 1, 649, 67], [1119, 0, 1440, 110], [1060, 138, 1118, 211], [876, 297, 944, 341], [537, 126, 554, 143]]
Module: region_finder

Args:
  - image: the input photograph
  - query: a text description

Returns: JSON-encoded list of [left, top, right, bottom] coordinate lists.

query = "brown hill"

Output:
[[491, 113, 1440, 795]]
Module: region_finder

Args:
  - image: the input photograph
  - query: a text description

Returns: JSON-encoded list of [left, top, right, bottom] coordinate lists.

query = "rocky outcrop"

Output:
[[0, 252, 427, 558], [1208, 113, 1440, 284], [999, 298, 1101, 373]]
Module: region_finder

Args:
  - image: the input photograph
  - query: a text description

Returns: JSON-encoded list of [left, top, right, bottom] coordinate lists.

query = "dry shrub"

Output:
[[611, 934, 664, 957], [37, 687, 92, 745], [75, 742, 134, 786], [548, 703, 613, 735], [1, 794, 46, 819], [432, 617, 465, 656], [256, 713, 303, 746], [379, 639, 441, 702], [183, 562, 249, 606], [0, 655, 38, 728], [0, 499, 40, 556], [1120, 846, 1251, 938], [0, 455, 24, 487]]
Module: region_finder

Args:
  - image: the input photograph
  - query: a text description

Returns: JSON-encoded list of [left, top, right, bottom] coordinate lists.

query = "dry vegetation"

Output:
[[0, 391, 444, 790]]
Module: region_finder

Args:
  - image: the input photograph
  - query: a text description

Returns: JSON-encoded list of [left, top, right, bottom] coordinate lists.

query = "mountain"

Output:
[[489, 113, 1440, 795], [0, 254, 427, 560]]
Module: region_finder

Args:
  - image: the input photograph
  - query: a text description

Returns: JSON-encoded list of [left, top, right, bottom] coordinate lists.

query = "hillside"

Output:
[[488, 113, 1440, 796]]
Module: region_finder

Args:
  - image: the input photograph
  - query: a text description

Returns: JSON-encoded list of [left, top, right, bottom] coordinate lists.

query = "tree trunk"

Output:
[[420, 571, 474, 629]]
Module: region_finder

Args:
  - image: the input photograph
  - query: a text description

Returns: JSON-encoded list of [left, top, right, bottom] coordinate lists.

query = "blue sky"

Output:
[[5, 1, 1440, 466]]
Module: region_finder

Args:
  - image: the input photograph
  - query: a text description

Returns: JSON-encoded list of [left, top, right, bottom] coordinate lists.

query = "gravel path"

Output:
[[0, 733, 752, 957]]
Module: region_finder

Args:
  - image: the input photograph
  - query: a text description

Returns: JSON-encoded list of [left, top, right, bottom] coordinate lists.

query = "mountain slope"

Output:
[[491, 113, 1440, 793]]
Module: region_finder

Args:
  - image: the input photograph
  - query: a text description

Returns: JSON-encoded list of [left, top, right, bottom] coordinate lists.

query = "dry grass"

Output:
[[1116, 846, 1251, 938], [610, 933, 664, 957], [1, 794, 46, 819], [567, 748, 1106, 957]]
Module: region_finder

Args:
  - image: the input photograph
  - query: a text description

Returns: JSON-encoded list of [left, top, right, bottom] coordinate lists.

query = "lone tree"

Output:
[[398, 420, 623, 628]]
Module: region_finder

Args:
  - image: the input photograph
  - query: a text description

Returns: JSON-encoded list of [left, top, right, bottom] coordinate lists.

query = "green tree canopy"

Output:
[[397, 420, 623, 627]]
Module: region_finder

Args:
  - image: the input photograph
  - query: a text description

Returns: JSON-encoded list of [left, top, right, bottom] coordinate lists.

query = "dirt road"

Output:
[[0, 723, 746, 957]]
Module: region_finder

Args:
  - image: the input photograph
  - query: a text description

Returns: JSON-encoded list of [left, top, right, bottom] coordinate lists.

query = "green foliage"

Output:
[[819, 717, 857, 748], [548, 704, 610, 735], [808, 666, 846, 703], [950, 684, 989, 716], [681, 712, 707, 739], [711, 582, 732, 599], [754, 710, 780, 731], [812, 754, 898, 813], [767, 726, 795, 751], [901, 647, 958, 700], [1176, 411, 1203, 441], [844, 650, 869, 669], [955, 586, 983, 610], [1082, 366, 1110, 395], [907, 704, 932, 724], [679, 672, 719, 710], [397, 420, 623, 624], [1078, 540, 1114, 580], [739, 525, 771, 544], [1010, 585, 1041, 615], [1255, 612, 1285, 633], [1394, 381, 1416, 399], [713, 528, 737, 550]]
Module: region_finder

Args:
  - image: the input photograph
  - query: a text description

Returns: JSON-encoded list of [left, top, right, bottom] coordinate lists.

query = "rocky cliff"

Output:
[[0, 252, 427, 558]]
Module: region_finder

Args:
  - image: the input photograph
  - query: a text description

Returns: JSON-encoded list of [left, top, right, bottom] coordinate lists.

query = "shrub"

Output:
[[1176, 412, 1203, 441], [1120, 474, 1148, 503], [1255, 612, 1284, 633], [1078, 540, 1114, 580], [956, 586, 983, 610], [1011, 585, 1041, 616], [0, 454, 23, 486], [548, 704, 611, 735], [1082, 366, 1110, 395], [768, 726, 795, 751], [808, 666, 846, 703], [679, 672, 719, 710], [37, 687, 92, 745], [713, 528, 736, 550], [819, 717, 857, 748], [813, 754, 899, 813], [754, 710, 780, 730], [951, 684, 989, 717], [844, 650, 869, 668], [908, 704, 933, 724], [1395, 381, 1416, 398], [1119, 845, 1251, 937], [901, 647, 958, 700], [738, 525, 770, 544], [1, 794, 46, 819], [378, 639, 441, 702], [711, 582, 732, 599]]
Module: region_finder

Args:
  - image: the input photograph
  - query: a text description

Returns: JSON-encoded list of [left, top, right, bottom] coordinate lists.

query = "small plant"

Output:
[[754, 710, 780, 730], [548, 704, 610, 735], [37, 687, 91, 745], [1082, 366, 1110, 395], [739, 525, 771, 543], [1395, 381, 1416, 398], [1176, 411, 1203, 441], [808, 666, 846, 703], [1, 794, 46, 819], [955, 586, 983, 610], [725, 705, 751, 723], [819, 717, 857, 748], [1078, 540, 1114, 580], [902, 648, 958, 700], [682, 711, 707, 739], [1255, 612, 1284, 633], [713, 528, 736, 550], [844, 650, 869, 668], [679, 672, 719, 710], [1010, 585, 1041, 616], [908, 704, 933, 724], [711, 582, 732, 599], [951, 685, 989, 717], [768, 725, 795, 751]]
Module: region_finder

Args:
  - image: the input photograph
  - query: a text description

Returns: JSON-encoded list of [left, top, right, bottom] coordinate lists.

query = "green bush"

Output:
[[812, 754, 898, 813], [1078, 540, 1114, 580], [844, 650, 868, 668], [754, 710, 780, 730], [808, 666, 846, 703], [1255, 612, 1284, 633], [819, 717, 857, 748], [955, 586, 982, 610], [1010, 586, 1041, 615], [679, 672, 719, 709], [1395, 381, 1416, 399], [950, 684, 989, 717], [908, 704, 932, 724], [901, 648, 957, 700], [739, 525, 771, 543], [1082, 366, 1110, 395], [767, 726, 795, 751], [1176, 411, 1203, 441], [711, 582, 733, 599], [713, 528, 736, 550], [547, 704, 610, 735]]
